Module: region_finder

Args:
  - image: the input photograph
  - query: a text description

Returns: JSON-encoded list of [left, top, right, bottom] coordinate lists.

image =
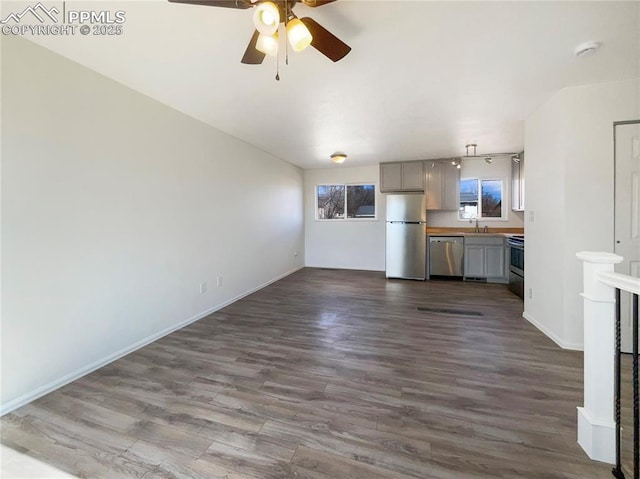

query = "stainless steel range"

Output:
[[507, 235, 524, 299]]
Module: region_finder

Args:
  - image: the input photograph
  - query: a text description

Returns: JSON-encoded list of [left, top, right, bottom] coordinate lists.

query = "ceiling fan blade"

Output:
[[168, 0, 253, 9], [241, 30, 266, 64], [300, 17, 351, 62], [300, 0, 338, 7]]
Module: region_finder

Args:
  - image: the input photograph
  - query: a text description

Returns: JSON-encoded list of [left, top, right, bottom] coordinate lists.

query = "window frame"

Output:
[[458, 177, 508, 222], [315, 183, 378, 221]]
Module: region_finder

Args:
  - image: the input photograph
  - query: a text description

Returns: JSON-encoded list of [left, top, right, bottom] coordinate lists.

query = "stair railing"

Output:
[[578, 252, 640, 479]]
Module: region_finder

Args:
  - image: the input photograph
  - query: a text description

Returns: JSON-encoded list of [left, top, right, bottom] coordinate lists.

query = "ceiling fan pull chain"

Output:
[[275, 25, 280, 81], [285, 0, 289, 65]]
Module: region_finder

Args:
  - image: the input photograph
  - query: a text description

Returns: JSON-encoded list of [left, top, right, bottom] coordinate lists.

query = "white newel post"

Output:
[[576, 251, 623, 464]]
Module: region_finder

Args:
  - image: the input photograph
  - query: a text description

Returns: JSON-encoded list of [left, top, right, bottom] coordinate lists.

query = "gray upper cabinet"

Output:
[[380, 162, 424, 193], [512, 151, 525, 211], [425, 160, 460, 210]]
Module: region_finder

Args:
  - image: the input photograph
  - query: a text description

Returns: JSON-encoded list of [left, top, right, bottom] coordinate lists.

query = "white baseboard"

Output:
[[522, 311, 584, 351], [0, 266, 303, 416], [577, 407, 615, 464], [304, 264, 385, 272]]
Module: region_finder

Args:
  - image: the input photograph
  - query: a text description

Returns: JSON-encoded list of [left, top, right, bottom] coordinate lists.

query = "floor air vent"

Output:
[[417, 306, 484, 317]]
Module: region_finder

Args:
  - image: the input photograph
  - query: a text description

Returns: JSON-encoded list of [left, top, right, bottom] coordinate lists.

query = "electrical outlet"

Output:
[[528, 288, 533, 300], [199, 282, 207, 294], [529, 210, 535, 222], [216, 276, 222, 287], [294, 251, 298, 257]]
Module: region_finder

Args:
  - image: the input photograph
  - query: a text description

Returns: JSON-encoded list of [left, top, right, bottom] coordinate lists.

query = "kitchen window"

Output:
[[459, 178, 505, 220], [317, 184, 376, 220]]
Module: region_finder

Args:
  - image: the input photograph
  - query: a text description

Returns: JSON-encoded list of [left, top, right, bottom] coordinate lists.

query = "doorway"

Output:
[[615, 120, 639, 477], [615, 121, 640, 353]]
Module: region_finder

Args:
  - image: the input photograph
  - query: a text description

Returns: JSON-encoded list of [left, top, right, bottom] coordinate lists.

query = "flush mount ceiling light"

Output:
[[331, 152, 347, 164], [575, 41, 601, 58]]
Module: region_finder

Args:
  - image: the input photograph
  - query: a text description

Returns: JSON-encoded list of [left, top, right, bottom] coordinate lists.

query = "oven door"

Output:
[[508, 242, 524, 299], [509, 270, 524, 299]]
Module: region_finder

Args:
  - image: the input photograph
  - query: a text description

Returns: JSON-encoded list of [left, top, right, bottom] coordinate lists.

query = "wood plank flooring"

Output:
[[1, 268, 612, 478]]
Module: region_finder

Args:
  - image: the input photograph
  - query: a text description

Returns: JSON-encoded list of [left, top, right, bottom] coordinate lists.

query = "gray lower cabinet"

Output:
[[425, 160, 459, 210], [380, 162, 424, 192], [464, 236, 507, 283]]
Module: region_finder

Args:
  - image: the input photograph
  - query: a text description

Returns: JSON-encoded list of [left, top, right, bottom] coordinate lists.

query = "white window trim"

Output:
[[458, 177, 509, 222], [315, 183, 378, 221]]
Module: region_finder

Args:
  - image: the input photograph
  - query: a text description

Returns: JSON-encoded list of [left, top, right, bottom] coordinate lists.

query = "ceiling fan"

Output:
[[168, 0, 351, 65]]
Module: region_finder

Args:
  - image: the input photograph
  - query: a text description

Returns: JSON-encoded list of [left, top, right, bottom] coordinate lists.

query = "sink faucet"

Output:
[[483, 225, 489, 233], [471, 215, 480, 233]]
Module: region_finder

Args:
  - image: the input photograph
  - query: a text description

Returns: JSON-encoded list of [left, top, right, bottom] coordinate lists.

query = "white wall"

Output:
[[427, 155, 525, 228], [1, 37, 304, 412], [524, 93, 568, 346], [304, 165, 385, 271], [524, 78, 640, 349]]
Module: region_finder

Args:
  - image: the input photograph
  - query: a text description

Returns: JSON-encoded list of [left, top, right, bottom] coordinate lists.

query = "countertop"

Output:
[[426, 227, 524, 238]]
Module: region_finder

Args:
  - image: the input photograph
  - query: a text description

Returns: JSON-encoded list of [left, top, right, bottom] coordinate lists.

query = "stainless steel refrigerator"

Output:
[[385, 194, 426, 280]]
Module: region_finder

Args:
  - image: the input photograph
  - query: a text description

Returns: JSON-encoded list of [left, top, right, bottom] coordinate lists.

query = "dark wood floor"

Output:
[[1, 268, 612, 478]]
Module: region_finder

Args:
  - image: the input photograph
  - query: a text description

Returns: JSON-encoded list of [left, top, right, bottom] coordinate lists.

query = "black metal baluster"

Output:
[[614, 288, 625, 478], [634, 293, 639, 479]]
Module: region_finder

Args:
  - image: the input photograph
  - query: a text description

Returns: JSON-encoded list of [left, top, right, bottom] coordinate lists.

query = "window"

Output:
[[317, 184, 376, 220], [459, 178, 504, 220]]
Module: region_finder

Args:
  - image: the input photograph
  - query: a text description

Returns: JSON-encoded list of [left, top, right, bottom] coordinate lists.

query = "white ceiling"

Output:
[[13, 0, 640, 169]]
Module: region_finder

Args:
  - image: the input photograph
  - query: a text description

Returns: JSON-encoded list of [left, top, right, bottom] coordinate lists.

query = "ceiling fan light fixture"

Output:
[[253, 1, 280, 35], [331, 152, 347, 164], [287, 18, 313, 52], [256, 32, 279, 56]]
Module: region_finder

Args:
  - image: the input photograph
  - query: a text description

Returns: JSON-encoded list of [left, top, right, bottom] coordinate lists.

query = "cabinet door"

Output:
[[485, 245, 505, 278], [442, 163, 460, 210], [425, 161, 443, 210], [464, 245, 485, 277], [380, 163, 402, 192], [401, 162, 424, 191]]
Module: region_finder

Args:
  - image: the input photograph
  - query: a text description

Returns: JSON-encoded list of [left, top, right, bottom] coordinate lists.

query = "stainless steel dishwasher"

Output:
[[429, 236, 464, 277]]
